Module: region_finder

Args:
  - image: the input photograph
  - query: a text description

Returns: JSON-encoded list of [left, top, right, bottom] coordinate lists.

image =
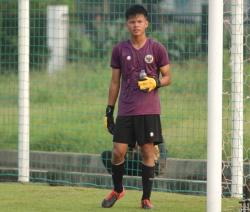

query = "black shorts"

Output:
[[113, 115, 163, 147]]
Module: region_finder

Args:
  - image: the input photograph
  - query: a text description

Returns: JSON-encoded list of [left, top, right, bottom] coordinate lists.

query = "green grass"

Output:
[[0, 183, 240, 212], [0, 59, 250, 159]]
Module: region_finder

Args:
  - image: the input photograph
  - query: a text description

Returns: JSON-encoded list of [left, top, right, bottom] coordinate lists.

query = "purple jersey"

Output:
[[111, 38, 170, 116]]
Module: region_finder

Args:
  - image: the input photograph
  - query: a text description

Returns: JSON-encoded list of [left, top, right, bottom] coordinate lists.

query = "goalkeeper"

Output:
[[102, 4, 171, 210]]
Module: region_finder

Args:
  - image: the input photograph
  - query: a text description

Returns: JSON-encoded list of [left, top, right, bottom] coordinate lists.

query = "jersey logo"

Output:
[[126, 55, 131, 61], [144, 54, 154, 64]]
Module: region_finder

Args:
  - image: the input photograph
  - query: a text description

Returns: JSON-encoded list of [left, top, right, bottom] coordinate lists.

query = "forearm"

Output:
[[159, 74, 171, 87], [159, 64, 171, 88], [108, 81, 120, 106]]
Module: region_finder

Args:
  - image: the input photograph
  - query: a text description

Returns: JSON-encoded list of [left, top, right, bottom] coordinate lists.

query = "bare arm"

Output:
[[108, 68, 121, 106], [159, 64, 171, 87]]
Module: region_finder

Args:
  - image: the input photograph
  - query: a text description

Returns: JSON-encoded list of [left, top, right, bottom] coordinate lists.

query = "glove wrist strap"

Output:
[[155, 78, 161, 88], [106, 105, 114, 116]]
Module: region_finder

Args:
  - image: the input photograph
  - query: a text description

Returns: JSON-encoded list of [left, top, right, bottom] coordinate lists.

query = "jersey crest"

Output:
[[144, 54, 154, 64]]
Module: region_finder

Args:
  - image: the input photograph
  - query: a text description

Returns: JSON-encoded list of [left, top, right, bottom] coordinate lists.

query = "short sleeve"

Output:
[[154, 43, 170, 68], [110, 45, 121, 69]]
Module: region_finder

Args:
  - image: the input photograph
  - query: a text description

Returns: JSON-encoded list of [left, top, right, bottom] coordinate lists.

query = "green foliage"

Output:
[[92, 18, 128, 58], [30, 13, 49, 70], [68, 25, 93, 62], [0, 1, 49, 71], [0, 1, 208, 71], [0, 4, 18, 71], [150, 23, 203, 62]]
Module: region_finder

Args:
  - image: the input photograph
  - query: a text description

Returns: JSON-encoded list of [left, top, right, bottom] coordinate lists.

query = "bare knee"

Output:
[[112, 143, 127, 164]]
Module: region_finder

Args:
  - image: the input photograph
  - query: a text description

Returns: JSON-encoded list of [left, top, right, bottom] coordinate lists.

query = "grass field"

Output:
[[0, 58, 250, 159], [0, 183, 241, 212]]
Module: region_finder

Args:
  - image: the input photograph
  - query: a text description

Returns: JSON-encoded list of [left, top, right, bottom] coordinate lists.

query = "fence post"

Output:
[[47, 5, 69, 73]]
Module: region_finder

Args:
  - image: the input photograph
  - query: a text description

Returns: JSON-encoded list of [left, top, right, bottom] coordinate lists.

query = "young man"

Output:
[[102, 4, 171, 209]]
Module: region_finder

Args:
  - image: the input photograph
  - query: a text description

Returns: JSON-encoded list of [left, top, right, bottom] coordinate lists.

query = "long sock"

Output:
[[112, 162, 125, 193], [141, 164, 155, 200]]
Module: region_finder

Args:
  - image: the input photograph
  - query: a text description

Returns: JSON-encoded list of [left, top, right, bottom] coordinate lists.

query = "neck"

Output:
[[130, 35, 147, 49]]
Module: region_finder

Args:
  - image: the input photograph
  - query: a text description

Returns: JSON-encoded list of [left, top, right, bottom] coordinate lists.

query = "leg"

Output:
[[140, 143, 155, 209], [111, 143, 127, 193], [134, 115, 163, 208], [112, 142, 127, 164], [101, 142, 127, 208], [102, 116, 135, 208], [140, 143, 156, 167]]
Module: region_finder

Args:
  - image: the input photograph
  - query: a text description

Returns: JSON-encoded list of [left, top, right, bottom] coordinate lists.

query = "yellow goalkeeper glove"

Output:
[[138, 76, 161, 92]]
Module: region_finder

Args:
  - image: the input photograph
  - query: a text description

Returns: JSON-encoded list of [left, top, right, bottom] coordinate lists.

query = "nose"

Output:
[[135, 22, 140, 27]]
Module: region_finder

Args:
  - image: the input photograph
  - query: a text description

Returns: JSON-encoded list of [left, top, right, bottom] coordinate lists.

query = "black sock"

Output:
[[112, 162, 125, 193], [141, 164, 155, 200]]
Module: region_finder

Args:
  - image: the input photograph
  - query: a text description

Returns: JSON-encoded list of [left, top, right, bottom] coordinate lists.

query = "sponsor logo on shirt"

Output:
[[144, 54, 154, 64]]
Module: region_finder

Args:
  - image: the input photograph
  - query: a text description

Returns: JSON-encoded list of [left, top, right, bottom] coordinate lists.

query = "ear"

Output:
[[145, 20, 149, 28]]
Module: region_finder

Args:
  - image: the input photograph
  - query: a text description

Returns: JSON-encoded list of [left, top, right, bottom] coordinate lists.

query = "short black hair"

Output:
[[125, 4, 148, 20]]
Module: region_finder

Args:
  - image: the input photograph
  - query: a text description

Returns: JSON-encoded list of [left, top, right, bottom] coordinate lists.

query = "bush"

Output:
[[0, 4, 18, 71], [0, 2, 49, 71], [67, 25, 93, 62], [150, 23, 203, 62]]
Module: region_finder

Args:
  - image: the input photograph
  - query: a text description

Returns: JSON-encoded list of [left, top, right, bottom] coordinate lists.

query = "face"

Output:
[[126, 14, 148, 37]]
